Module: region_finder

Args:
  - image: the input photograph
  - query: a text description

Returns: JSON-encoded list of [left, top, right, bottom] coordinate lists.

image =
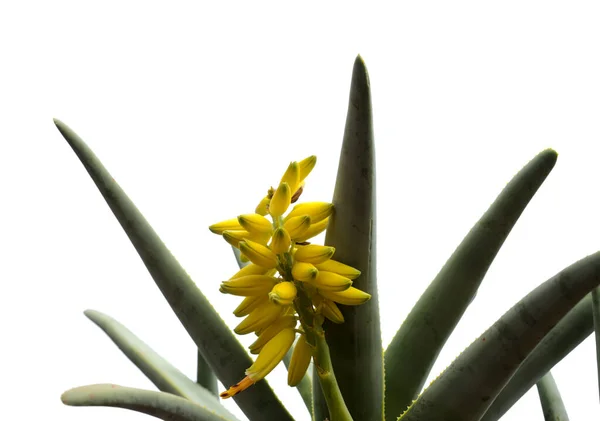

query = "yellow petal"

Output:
[[249, 315, 297, 354], [220, 275, 278, 296], [246, 328, 296, 381], [317, 286, 371, 306], [230, 263, 271, 280], [233, 294, 269, 317], [284, 202, 333, 224], [320, 298, 344, 324], [292, 261, 318, 281], [239, 240, 278, 269], [234, 300, 285, 335], [280, 161, 300, 195], [314, 259, 361, 280], [268, 281, 297, 305], [294, 244, 335, 264], [283, 215, 311, 239], [269, 182, 291, 218], [298, 155, 317, 182], [220, 376, 254, 399], [255, 196, 270, 216], [270, 227, 291, 254], [209, 217, 242, 234], [294, 217, 329, 242], [238, 214, 273, 235], [287, 335, 313, 386], [311, 271, 352, 291]]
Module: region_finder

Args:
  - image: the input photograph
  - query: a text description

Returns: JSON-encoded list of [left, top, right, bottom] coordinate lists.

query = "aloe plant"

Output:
[[57, 55, 600, 421]]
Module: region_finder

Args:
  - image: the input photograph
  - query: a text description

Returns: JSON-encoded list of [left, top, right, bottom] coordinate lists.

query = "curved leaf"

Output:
[[61, 384, 233, 421], [313, 54, 382, 421], [53, 119, 293, 421], [536, 372, 570, 421], [593, 287, 600, 401], [481, 293, 593, 421], [398, 251, 600, 421], [384, 148, 557, 420], [84, 309, 237, 420]]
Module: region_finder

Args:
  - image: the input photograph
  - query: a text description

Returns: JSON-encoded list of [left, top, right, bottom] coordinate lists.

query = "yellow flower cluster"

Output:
[[209, 156, 371, 399]]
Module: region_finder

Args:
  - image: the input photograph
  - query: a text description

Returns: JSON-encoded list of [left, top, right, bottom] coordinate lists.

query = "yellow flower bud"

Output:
[[311, 271, 352, 291], [294, 217, 329, 242], [317, 286, 371, 306], [319, 298, 345, 324], [269, 182, 291, 217], [209, 217, 242, 234], [233, 294, 269, 317], [287, 334, 313, 386], [314, 259, 361, 280], [234, 300, 284, 335], [270, 227, 291, 254], [230, 263, 271, 280], [283, 215, 311, 239], [298, 155, 317, 182], [294, 244, 335, 264], [249, 315, 297, 354], [239, 240, 278, 269], [268, 281, 297, 305], [220, 275, 278, 296], [255, 196, 270, 216], [292, 261, 318, 281], [285, 202, 333, 224], [280, 161, 300, 195], [238, 214, 273, 235]]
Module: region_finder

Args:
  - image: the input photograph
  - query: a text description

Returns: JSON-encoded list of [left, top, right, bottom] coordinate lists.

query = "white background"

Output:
[[1, 1, 599, 420]]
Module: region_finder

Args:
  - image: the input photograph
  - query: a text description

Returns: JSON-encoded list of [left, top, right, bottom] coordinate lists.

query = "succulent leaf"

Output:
[[84, 310, 229, 416], [384, 148, 558, 420], [313, 54, 382, 421], [61, 384, 236, 421], [593, 286, 600, 402], [53, 119, 293, 421], [480, 293, 593, 421], [398, 251, 600, 421], [535, 371, 570, 421]]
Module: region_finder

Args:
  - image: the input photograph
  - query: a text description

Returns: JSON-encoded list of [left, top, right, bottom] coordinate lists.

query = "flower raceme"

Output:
[[209, 156, 371, 399]]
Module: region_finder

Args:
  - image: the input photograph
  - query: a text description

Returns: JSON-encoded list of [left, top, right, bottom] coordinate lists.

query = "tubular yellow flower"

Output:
[[318, 297, 345, 324], [219, 275, 278, 296], [317, 286, 372, 306], [234, 300, 285, 335], [239, 240, 278, 269], [230, 263, 272, 280], [269, 182, 292, 217], [298, 155, 317, 182], [280, 161, 300, 194], [268, 281, 297, 305], [294, 217, 329, 242], [209, 217, 242, 234], [233, 294, 269, 317], [314, 259, 361, 280], [311, 271, 352, 291], [270, 227, 291, 254], [238, 214, 273, 235], [292, 261, 318, 281], [222, 230, 253, 248], [294, 244, 335, 264], [249, 315, 297, 354], [287, 334, 313, 386], [220, 328, 296, 399], [283, 215, 311, 239], [285, 202, 333, 224], [255, 195, 270, 216]]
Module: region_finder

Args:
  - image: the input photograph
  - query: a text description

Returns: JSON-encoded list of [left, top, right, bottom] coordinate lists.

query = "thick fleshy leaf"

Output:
[[481, 293, 593, 421], [283, 346, 313, 413], [384, 148, 557, 420], [197, 349, 218, 396], [61, 384, 233, 421], [398, 251, 600, 421], [54, 119, 293, 421], [313, 54, 382, 421], [84, 310, 236, 420], [535, 372, 570, 421], [593, 287, 600, 401]]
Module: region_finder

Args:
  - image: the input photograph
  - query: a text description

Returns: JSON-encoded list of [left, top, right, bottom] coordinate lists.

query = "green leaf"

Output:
[[384, 148, 557, 420], [398, 251, 600, 421], [312, 54, 382, 421], [283, 346, 313, 413], [54, 119, 293, 421], [480, 293, 593, 421], [535, 372, 570, 421], [197, 349, 218, 396], [593, 287, 600, 402], [61, 384, 234, 421], [83, 309, 236, 420]]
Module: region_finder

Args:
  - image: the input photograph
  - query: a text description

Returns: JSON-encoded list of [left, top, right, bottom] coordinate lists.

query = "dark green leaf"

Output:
[[536, 372, 570, 421]]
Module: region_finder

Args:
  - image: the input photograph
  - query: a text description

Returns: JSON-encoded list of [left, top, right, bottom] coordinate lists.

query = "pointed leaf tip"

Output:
[[352, 55, 370, 88]]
